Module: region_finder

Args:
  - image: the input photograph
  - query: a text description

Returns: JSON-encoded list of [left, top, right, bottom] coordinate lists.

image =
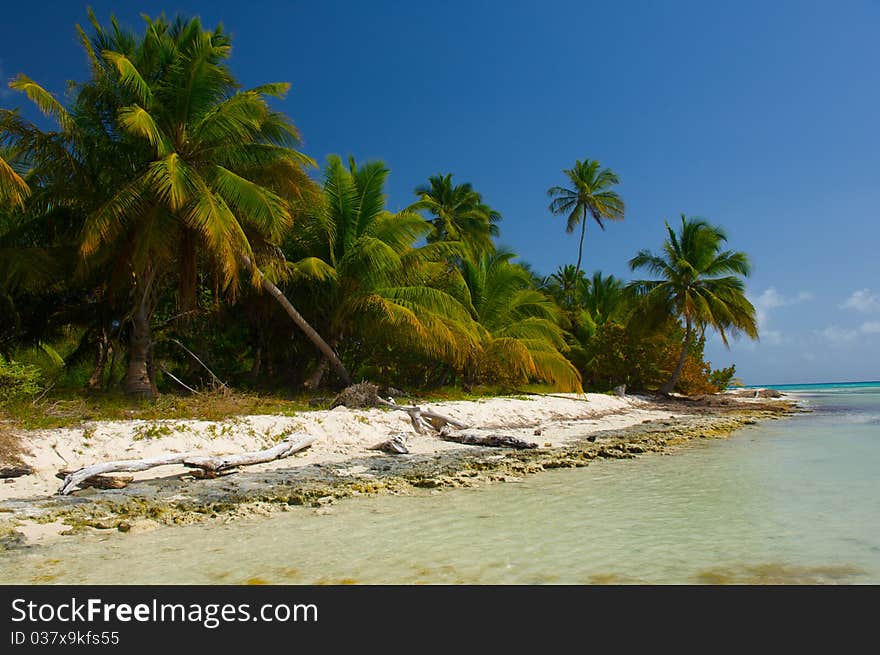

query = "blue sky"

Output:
[[2, 1, 878, 384]]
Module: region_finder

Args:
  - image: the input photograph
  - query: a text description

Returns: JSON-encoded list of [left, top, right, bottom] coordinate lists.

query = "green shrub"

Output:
[[709, 364, 737, 391], [0, 359, 43, 401]]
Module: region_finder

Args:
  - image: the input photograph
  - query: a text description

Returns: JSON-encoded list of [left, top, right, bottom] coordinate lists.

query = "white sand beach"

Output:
[[3, 393, 676, 504]]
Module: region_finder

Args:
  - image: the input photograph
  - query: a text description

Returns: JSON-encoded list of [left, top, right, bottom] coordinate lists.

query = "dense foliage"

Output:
[[0, 12, 757, 403]]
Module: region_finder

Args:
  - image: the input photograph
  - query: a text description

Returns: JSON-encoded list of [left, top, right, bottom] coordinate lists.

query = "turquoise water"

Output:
[[743, 381, 880, 391], [2, 383, 878, 584]]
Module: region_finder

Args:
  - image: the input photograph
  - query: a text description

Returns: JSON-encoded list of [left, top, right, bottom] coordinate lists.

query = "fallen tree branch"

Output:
[[57, 436, 316, 494], [438, 429, 537, 450], [368, 435, 409, 454], [58, 453, 193, 495], [160, 366, 200, 395], [56, 470, 132, 489], [168, 339, 228, 390], [330, 383, 469, 435], [374, 398, 471, 435], [0, 465, 33, 479], [183, 436, 316, 477]]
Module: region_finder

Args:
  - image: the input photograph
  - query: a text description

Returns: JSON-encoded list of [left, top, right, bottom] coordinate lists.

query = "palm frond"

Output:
[[0, 152, 31, 208], [118, 104, 170, 155], [211, 165, 291, 240], [101, 50, 153, 105], [8, 75, 74, 131]]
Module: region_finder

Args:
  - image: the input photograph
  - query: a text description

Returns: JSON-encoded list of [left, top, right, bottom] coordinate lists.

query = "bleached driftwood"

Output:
[[58, 453, 193, 495], [183, 436, 316, 477], [376, 398, 469, 435], [335, 384, 533, 451], [57, 436, 316, 495], [330, 383, 469, 436]]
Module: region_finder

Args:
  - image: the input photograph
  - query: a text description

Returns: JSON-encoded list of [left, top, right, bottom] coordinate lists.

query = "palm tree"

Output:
[[0, 144, 30, 210], [411, 173, 500, 257], [461, 251, 581, 391], [547, 159, 624, 277], [288, 156, 481, 388], [7, 14, 348, 396], [579, 271, 626, 331], [627, 215, 758, 394], [544, 264, 585, 312]]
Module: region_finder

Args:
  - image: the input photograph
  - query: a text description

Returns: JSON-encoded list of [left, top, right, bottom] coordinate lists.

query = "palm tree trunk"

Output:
[[178, 229, 198, 313], [242, 257, 352, 387], [124, 268, 157, 399], [87, 329, 109, 390], [304, 354, 331, 389], [661, 316, 692, 395], [575, 211, 587, 278]]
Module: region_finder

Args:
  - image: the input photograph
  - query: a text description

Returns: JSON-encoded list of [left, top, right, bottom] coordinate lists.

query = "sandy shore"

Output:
[[0, 391, 795, 548]]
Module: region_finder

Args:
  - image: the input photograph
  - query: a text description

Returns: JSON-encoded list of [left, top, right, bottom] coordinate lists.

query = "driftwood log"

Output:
[[58, 453, 191, 495], [183, 436, 316, 477], [439, 428, 537, 450], [369, 435, 410, 454], [57, 436, 315, 495], [334, 383, 540, 451], [377, 398, 469, 435], [0, 465, 33, 479], [331, 382, 469, 435], [56, 470, 133, 490]]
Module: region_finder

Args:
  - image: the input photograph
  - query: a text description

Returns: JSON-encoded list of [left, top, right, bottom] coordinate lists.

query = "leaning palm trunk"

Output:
[[661, 318, 692, 395], [241, 256, 352, 387]]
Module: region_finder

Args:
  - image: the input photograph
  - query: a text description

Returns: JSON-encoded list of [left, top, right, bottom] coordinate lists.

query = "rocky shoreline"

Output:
[[0, 395, 796, 550]]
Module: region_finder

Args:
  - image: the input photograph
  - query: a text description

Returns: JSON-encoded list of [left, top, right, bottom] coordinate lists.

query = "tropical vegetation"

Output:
[[0, 12, 758, 409]]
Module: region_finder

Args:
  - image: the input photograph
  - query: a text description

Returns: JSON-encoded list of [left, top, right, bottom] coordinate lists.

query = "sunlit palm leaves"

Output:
[[548, 159, 624, 276], [4, 13, 319, 396], [290, 156, 483, 375], [579, 271, 626, 332], [461, 251, 582, 391], [411, 173, 500, 258], [73, 18, 310, 293], [628, 215, 757, 393], [0, 147, 30, 210]]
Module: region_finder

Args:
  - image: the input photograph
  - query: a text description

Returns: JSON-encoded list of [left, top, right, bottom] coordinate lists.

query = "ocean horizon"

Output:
[[742, 381, 880, 391]]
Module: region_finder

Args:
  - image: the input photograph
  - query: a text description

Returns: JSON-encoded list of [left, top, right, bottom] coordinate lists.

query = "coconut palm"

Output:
[[544, 264, 585, 312], [411, 173, 500, 257], [0, 144, 30, 210], [460, 251, 581, 391], [6, 14, 347, 397], [627, 215, 758, 394], [579, 271, 626, 331], [288, 156, 481, 388], [547, 159, 624, 277]]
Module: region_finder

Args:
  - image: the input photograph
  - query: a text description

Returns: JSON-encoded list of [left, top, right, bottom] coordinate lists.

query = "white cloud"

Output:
[[841, 289, 880, 314], [751, 287, 813, 344], [816, 320, 880, 344], [762, 330, 783, 345], [817, 325, 859, 344]]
